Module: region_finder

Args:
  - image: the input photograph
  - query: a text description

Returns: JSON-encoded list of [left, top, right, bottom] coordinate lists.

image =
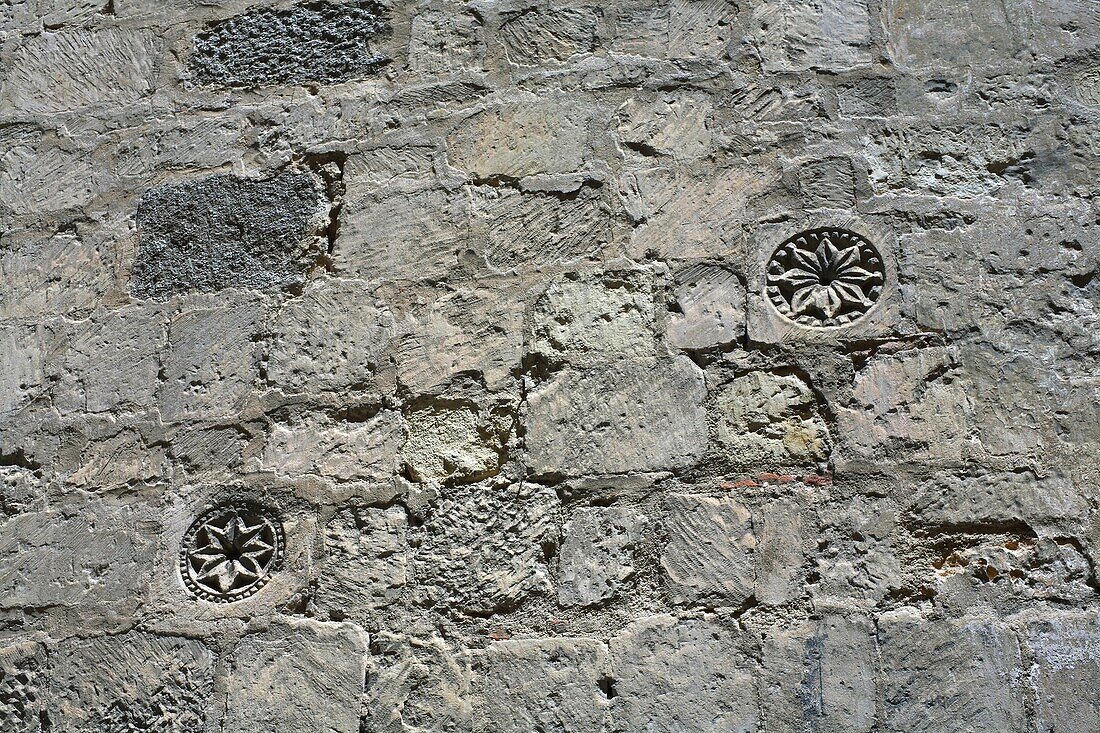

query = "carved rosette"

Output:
[[180, 503, 284, 603], [765, 228, 885, 327]]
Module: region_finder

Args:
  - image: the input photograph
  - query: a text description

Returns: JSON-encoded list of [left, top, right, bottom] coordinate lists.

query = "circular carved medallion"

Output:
[[765, 228, 885, 327], [180, 503, 283, 603]]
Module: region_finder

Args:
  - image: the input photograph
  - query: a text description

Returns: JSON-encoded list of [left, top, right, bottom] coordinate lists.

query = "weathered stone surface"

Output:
[[500, 7, 599, 65], [262, 411, 405, 486], [0, 228, 113, 320], [0, 641, 46, 733], [476, 638, 610, 731], [402, 403, 508, 483], [661, 494, 755, 608], [223, 619, 367, 733], [617, 93, 713, 160], [412, 481, 556, 614], [0, 324, 49, 417], [50, 632, 214, 733], [610, 615, 758, 732], [752, 0, 871, 72], [409, 10, 484, 73], [878, 611, 1026, 733], [715, 371, 831, 469], [132, 171, 323, 299], [525, 357, 707, 477], [314, 506, 407, 623], [558, 506, 645, 607], [1026, 612, 1100, 732], [189, 1, 391, 88], [665, 263, 745, 350], [762, 616, 876, 733]]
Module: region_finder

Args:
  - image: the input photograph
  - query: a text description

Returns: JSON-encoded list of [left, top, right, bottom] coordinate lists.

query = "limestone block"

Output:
[[476, 638, 610, 732], [50, 632, 215, 733], [267, 278, 396, 394], [878, 611, 1025, 733], [447, 96, 589, 178], [189, 1, 391, 88], [609, 615, 758, 732], [668, 0, 737, 60], [665, 263, 744, 350], [0, 0, 101, 33], [524, 357, 707, 477], [223, 619, 367, 733], [0, 324, 49, 417], [0, 129, 102, 215], [0, 503, 155, 613], [715, 371, 831, 469], [1026, 612, 1100, 732], [0, 641, 46, 733], [410, 9, 484, 73], [500, 7, 600, 65], [54, 305, 167, 415], [530, 270, 656, 364], [762, 616, 876, 733], [754, 498, 805, 606], [661, 494, 755, 608], [64, 419, 167, 491], [799, 157, 857, 209], [263, 412, 405, 485], [157, 301, 264, 423], [469, 184, 612, 271], [751, 0, 871, 72], [132, 171, 324, 299], [0, 228, 112, 320], [314, 506, 407, 624], [616, 93, 713, 160], [557, 506, 646, 607], [412, 481, 555, 615], [390, 282, 524, 394], [2, 29, 161, 114], [882, 0, 1027, 73], [402, 404, 508, 484]]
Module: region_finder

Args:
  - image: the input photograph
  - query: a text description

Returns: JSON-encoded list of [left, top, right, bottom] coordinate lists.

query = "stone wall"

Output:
[[1, 0, 1098, 731]]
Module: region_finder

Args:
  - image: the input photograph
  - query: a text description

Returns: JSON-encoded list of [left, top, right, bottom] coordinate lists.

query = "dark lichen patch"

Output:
[[131, 171, 323, 299], [189, 1, 391, 88]]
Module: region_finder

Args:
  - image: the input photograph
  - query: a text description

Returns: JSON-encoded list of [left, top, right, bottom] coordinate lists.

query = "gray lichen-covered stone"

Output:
[[131, 171, 323, 299], [189, 1, 391, 88]]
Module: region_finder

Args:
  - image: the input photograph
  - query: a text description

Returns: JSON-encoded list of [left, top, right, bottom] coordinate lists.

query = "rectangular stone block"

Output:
[[661, 494, 755, 608], [1026, 612, 1100, 732], [557, 506, 646, 607], [314, 506, 407, 624], [751, 0, 871, 72]]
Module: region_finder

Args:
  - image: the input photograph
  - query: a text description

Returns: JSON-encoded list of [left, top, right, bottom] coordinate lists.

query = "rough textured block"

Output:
[[132, 172, 323, 299], [314, 506, 407, 623], [223, 620, 367, 733], [189, 1, 391, 87], [752, 0, 871, 72], [525, 357, 707, 477], [665, 263, 745, 349], [1027, 613, 1100, 732], [500, 7, 599, 65], [402, 403, 508, 483], [263, 411, 405, 485], [0, 641, 46, 733], [661, 494, 755, 607], [558, 506, 646, 607]]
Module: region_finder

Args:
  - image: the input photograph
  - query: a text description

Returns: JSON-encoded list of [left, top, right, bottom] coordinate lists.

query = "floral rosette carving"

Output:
[[180, 503, 284, 603], [766, 228, 885, 327]]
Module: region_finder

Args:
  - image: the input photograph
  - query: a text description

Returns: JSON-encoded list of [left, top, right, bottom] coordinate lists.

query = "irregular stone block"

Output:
[[799, 157, 857, 209], [409, 10, 484, 73], [50, 632, 214, 733], [882, 0, 1026, 73], [157, 302, 264, 422], [668, 0, 736, 60], [908, 471, 1087, 533], [762, 616, 876, 733], [0, 641, 46, 733], [267, 278, 397, 394], [263, 412, 405, 485], [224, 619, 367, 733], [662, 494, 755, 608], [500, 7, 599, 65], [715, 371, 831, 469], [665, 263, 745, 350], [1026, 612, 1100, 732], [557, 506, 646, 607], [752, 0, 871, 72], [189, 1, 391, 88], [0, 229, 111, 320], [477, 639, 609, 731], [54, 305, 167, 415], [617, 93, 713, 160], [0, 503, 153, 613], [0, 129, 101, 216], [447, 96, 588, 178], [402, 404, 508, 484], [530, 270, 656, 364], [412, 481, 555, 615], [0, 325, 48, 417], [610, 615, 758, 732], [314, 506, 407, 623], [525, 357, 707, 477], [132, 171, 323, 299], [878, 611, 1025, 733], [2, 29, 161, 114]]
